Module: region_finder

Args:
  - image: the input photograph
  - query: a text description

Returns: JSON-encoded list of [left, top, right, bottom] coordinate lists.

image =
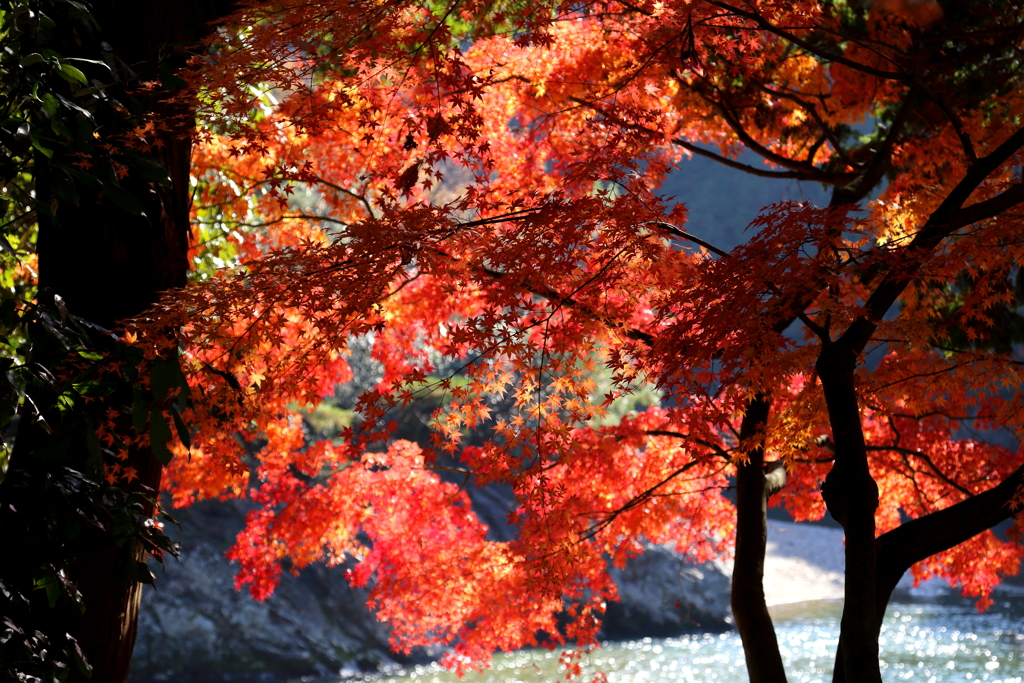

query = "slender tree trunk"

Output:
[[732, 396, 789, 683], [816, 342, 881, 683]]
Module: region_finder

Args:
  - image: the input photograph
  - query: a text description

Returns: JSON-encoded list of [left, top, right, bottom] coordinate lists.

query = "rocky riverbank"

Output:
[[130, 504, 1022, 682], [129, 499, 731, 682]]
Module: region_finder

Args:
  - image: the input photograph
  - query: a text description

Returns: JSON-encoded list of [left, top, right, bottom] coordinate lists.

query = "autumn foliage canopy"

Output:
[[88, 0, 1024, 676]]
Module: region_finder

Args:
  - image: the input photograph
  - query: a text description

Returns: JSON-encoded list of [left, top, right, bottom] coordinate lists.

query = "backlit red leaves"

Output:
[[128, 0, 1024, 669]]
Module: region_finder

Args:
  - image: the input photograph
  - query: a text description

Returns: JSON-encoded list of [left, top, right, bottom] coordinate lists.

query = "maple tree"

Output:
[[4, 1, 1024, 682], [160, 1, 1024, 682]]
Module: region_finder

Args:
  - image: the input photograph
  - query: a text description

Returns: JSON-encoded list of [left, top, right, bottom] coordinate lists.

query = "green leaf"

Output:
[[50, 119, 73, 141], [0, 443, 9, 486], [58, 63, 88, 85], [45, 579, 60, 607], [57, 392, 75, 412], [57, 94, 95, 121], [0, 232, 17, 257], [34, 571, 61, 608], [31, 135, 54, 158], [102, 181, 145, 215], [72, 380, 118, 397], [149, 409, 173, 465], [41, 93, 59, 119], [20, 53, 44, 68], [169, 404, 191, 451], [66, 56, 109, 70]]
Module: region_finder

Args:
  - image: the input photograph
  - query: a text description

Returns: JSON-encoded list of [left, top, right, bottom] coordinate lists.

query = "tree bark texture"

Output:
[[27, 3, 233, 681]]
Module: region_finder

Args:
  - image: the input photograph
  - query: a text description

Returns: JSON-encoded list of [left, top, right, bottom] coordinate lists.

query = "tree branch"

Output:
[[948, 181, 1024, 230], [764, 460, 787, 498], [839, 125, 1024, 355], [705, 1, 907, 81], [703, 89, 835, 178], [643, 430, 732, 459], [671, 138, 834, 180], [748, 78, 856, 169], [874, 462, 1024, 608], [569, 91, 852, 184], [311, 175, 378, 219], [579, 456, 712, 541], [832, 93, 913, 205], [649, 221, 730, 257], [865, 445, 973, 497]]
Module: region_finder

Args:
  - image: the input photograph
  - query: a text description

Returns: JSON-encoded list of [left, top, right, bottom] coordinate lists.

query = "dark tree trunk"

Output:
[[830, 465, 1024, 683], [816, 342, 881, 683], [731, 395, 789, 683], [25, 3, 233, 681], [824, 125, 1024, 683]]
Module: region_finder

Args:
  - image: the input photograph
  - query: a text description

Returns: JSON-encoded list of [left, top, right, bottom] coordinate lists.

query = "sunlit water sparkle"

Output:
[[323, 599, 1024, 683]]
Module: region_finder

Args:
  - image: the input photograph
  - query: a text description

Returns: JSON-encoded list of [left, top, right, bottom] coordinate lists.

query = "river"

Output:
[[322, 597, 1024, 683]]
